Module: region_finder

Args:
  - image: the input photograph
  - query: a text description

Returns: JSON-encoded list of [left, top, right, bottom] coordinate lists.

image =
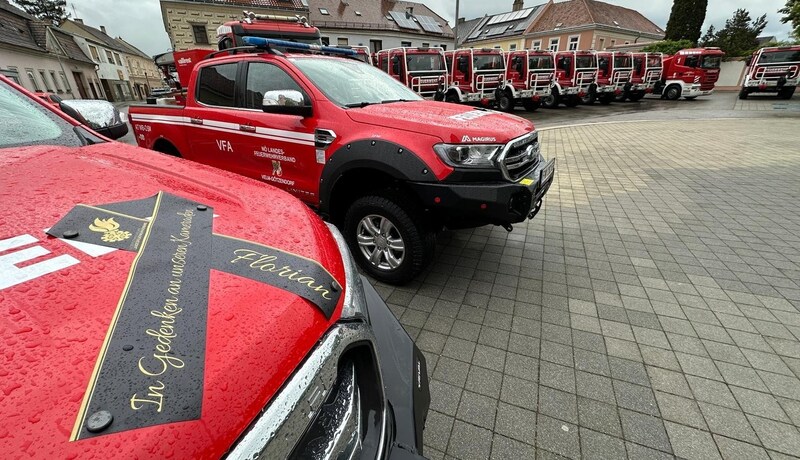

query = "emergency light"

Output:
[[242, 36, 357, 56]]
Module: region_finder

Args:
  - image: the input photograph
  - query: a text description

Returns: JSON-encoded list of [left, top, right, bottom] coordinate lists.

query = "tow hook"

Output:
[[501, 223, 513, 232]]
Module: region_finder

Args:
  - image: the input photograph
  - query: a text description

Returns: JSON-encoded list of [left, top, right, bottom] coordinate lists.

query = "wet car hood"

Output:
[[0, 143, 345, 458], [346, 101, 535, 143]]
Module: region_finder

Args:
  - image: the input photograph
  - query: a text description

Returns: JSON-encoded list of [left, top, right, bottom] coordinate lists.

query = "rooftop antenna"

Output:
[[71, 3, 78, 18]]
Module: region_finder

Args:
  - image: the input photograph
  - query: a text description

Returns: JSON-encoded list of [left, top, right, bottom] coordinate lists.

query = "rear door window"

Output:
[[196, 63, 238, 107]]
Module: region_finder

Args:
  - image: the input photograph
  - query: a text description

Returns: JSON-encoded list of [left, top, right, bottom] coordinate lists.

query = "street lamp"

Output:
[[454, 0, 459, 50]]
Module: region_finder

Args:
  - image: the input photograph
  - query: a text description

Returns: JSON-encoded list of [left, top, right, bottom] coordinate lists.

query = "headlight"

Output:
[[434, 143, 503, 168]]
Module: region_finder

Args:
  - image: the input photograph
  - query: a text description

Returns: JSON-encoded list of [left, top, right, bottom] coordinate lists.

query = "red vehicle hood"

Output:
[[0, 143, 345, 458], [346, 101, 534, 143]]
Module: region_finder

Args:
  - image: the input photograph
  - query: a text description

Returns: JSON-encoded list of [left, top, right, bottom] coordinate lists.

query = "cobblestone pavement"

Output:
[[372, 116, 800, 459]]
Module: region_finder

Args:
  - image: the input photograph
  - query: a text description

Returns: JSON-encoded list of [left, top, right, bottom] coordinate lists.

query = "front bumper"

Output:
[[408, 154, 556, 228]]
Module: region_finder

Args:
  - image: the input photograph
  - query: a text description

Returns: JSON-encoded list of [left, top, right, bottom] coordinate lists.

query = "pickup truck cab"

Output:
[[129, 39, 555, 284], [0, 73, 428, 459]]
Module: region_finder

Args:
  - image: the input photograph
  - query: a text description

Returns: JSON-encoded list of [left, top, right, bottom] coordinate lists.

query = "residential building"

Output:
[[308, 0, 453, 52], [459, 0, 545, 51], [0, 0, 99, 99], [61, 19, 135, 102], [524, 0, 664, 52], [116, 38, 163, 99], [159, 0, 309, 51]]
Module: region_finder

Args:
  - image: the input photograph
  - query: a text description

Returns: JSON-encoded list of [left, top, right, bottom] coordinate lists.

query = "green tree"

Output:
[[10, 0, 69, 26], [665, 0, 709, 44], [702, 9, 768, 57], [779, 0, 800, 38], [642, 39, 695, 55]]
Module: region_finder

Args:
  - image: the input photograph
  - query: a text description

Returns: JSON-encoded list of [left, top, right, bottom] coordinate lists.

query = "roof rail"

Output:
[[242, 36, 356, 56]]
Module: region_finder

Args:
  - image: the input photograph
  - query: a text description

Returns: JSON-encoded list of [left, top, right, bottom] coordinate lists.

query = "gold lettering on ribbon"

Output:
[[230, 249, 332, 300]]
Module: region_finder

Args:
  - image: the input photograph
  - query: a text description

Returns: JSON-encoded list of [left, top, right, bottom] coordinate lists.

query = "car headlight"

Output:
[[326, 223, 369, 323], [434, 143, 502, 168]]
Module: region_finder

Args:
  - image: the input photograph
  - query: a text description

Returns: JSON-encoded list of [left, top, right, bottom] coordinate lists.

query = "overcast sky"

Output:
[[66, 0, 793, 57]]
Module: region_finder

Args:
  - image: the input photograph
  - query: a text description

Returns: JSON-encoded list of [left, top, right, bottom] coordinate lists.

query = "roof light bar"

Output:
[[242, 36, 357, 55]]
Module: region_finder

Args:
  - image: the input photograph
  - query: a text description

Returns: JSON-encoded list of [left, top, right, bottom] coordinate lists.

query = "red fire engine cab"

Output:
[[443, 48, 505, 105], [654, 47, 724, 100], [496, 50, 555, 112], [740, 46, 800, 100], [216, 11, 322, 50], [341, 45, 373, 65], [628, 52, 663, 101], [375, 47, 448, 99], [594, 51, 634, 104], [546, 50, 598, 108]]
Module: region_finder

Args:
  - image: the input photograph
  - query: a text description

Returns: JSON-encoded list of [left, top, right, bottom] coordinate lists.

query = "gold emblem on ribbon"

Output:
[[89, 217, 133, 243]]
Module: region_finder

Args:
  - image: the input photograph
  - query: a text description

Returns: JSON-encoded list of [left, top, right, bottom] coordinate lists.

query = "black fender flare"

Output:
[[318, 139, 437, 216]]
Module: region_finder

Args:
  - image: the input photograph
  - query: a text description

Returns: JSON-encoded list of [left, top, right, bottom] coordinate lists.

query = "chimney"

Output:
[[74, 18, 84, 24], [458, 17, 465, 24], [512, 0, 524, 11], [406, 6, 413, 18], [100, 25, 107, 34]]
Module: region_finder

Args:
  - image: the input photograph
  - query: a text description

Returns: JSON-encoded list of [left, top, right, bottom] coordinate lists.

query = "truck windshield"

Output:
[[614, 56, 632, 68], [290, 57, 422, 107], [576, 55, 596, 69], [701, 56, 722, 69], [529, 56, 554, 70], [758, 50, 800, 64], [648, 56, 662, 68], [0, 80, 83, 148], [474, 54, 504, 71], [406, 54, 445, 72]]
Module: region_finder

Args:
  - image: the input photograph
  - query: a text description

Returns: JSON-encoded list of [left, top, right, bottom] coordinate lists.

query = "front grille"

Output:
[[501, 133, 540, 181]]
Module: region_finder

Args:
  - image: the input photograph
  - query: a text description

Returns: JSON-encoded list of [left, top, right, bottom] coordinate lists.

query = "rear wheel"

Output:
[[523, 100, 540, 111], [738, 88, 749, 100], [344, 193, 435, 285], [778, 87, 795, 99], [445, 92, 460, 104], [542, 90, 560, 109], [580, 92, 596, 105], [599, 94, 613, 105], [629, 91, 645, 102], [664, 84, 681, 101], [615, 91, 627, 102], [564, 95, 580, 107], [498, 91, 515, 112]]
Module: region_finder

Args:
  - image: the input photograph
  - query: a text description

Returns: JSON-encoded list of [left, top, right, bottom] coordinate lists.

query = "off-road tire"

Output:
[[542, 90, 560, 109], [523, 100, 540, 111], [498, 91, 514, 112], [615, 92, 627, 102], [580, 92, 596, 105], [599, 94, 613, 105], [629, 91, 645, 102], [445, 92, 460, 104], [738, 88, 749, 100], [564, 95, 580, 107], [664, 84, 681, 101], [344, 193, 435, 285], [778, 87, 795, 100]]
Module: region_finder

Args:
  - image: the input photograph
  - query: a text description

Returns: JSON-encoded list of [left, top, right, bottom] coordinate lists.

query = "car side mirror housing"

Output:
[[60, 99, 129, 140], [262, 90, 312, 117]]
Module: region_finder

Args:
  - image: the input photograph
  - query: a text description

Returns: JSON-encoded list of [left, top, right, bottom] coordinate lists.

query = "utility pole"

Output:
[[454, 0, 460, 50]]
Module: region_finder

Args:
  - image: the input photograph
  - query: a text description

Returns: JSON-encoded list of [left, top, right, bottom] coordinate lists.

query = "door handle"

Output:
[[239, 124, 256, 133], [190, 118, 203, 125]]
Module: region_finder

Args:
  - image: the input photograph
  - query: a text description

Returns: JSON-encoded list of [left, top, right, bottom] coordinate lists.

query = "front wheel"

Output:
[[629, 91, 645, 102], [542, 91, 560, 109], [523, 100, 540, 111], [445, 92, 460, 104], [778, 87, 795, 99], [738, 88, 749, 100], [580, 92, 596, 105], [664, 84, 681, 101], [599, 94, 613, 105], [344, 194, 435, 285], [564, 95, 580, 107], [498, 91, 514, 112]]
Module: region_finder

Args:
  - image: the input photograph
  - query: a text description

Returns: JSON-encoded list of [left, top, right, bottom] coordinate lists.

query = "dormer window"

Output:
[[319, 8, 329, 15]]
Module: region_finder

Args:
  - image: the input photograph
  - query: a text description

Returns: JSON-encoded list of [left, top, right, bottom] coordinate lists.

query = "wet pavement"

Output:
[[368, 94, 800, 460]]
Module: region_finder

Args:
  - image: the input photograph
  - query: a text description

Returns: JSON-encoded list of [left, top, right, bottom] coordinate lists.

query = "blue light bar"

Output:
[[242, 36, 357, 56]]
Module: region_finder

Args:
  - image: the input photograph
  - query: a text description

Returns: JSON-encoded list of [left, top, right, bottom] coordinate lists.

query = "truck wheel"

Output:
[[523, 100, 540, 111], [599, 94, 613, 105], [344, 194, 435, 285], [445, 92, 460, 104], [153, 140, 181, 158], [778, 87, 795, 99], [580, 92, 596, 105], [498, 91, 514, 112], [564, 95, 580, 107], [542, 91, 559, 109], [738, 89, 749, 100], [665, 84, 681, 101], [615, 92, 627, 102], [629, 91, 645, 102]]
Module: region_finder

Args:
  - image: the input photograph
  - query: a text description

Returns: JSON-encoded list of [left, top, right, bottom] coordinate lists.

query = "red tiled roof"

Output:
[[179, 0, 307, 10], [530, 0, 663, 36], [308, 0, 453, 37]]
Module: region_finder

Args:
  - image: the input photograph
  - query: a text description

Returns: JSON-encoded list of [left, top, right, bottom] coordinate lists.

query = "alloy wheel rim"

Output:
[[356, 215, 405, 271]]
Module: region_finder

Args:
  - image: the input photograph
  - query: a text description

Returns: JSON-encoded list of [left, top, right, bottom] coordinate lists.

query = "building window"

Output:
[[26, 69, 41, 91], [510, 43, 517, 51], [532, 40, 541, 50], [440, 44, 447, 50], [548, 38, 559, 51], [39, 70, 53, 91], [598, 38, 605, 50], [610, 39, 616, 48], [401, 41, 412, 47], [321, 36, 330, 46], [337, 37, 348, 46], [114, 53, 123, 66], [105, 49, 114, 64], [568, 35, 579, 51], [88, 45, 100, 62], [370, 39, 382, 53], [422, 42, 429, 48], [60, 71, 71, 91], [192, 24, 209, 45], [50, 70, 62, 93], [319, 8, 329, 15]]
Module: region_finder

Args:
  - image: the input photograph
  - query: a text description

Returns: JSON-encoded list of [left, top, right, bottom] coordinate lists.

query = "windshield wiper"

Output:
[[344, 101, 377, 108], [380, 99, 413, 104]]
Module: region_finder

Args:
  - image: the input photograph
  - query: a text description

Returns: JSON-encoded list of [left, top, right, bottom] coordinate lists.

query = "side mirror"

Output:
[[60, 99, 129, 140], [262, 90, 312, 117]]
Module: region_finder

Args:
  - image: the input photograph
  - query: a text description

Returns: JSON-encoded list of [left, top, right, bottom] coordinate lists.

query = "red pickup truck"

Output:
[[129, 38, 555, 284], [0, 74, 428, 459]]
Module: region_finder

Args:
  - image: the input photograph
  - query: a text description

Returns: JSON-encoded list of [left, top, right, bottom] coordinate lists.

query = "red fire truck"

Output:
[[443, 48, 506, 105], [654, 48, 724, 100], [375, 47, 448, 99], [739, 45, 800, 99], [593, 51, 634, 104], [343, 45, 373, 65], [216, 11, 322, 50], [495, 50, 555, 112], [628, 52, 663, 101], [545, 50, 598, 108]]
